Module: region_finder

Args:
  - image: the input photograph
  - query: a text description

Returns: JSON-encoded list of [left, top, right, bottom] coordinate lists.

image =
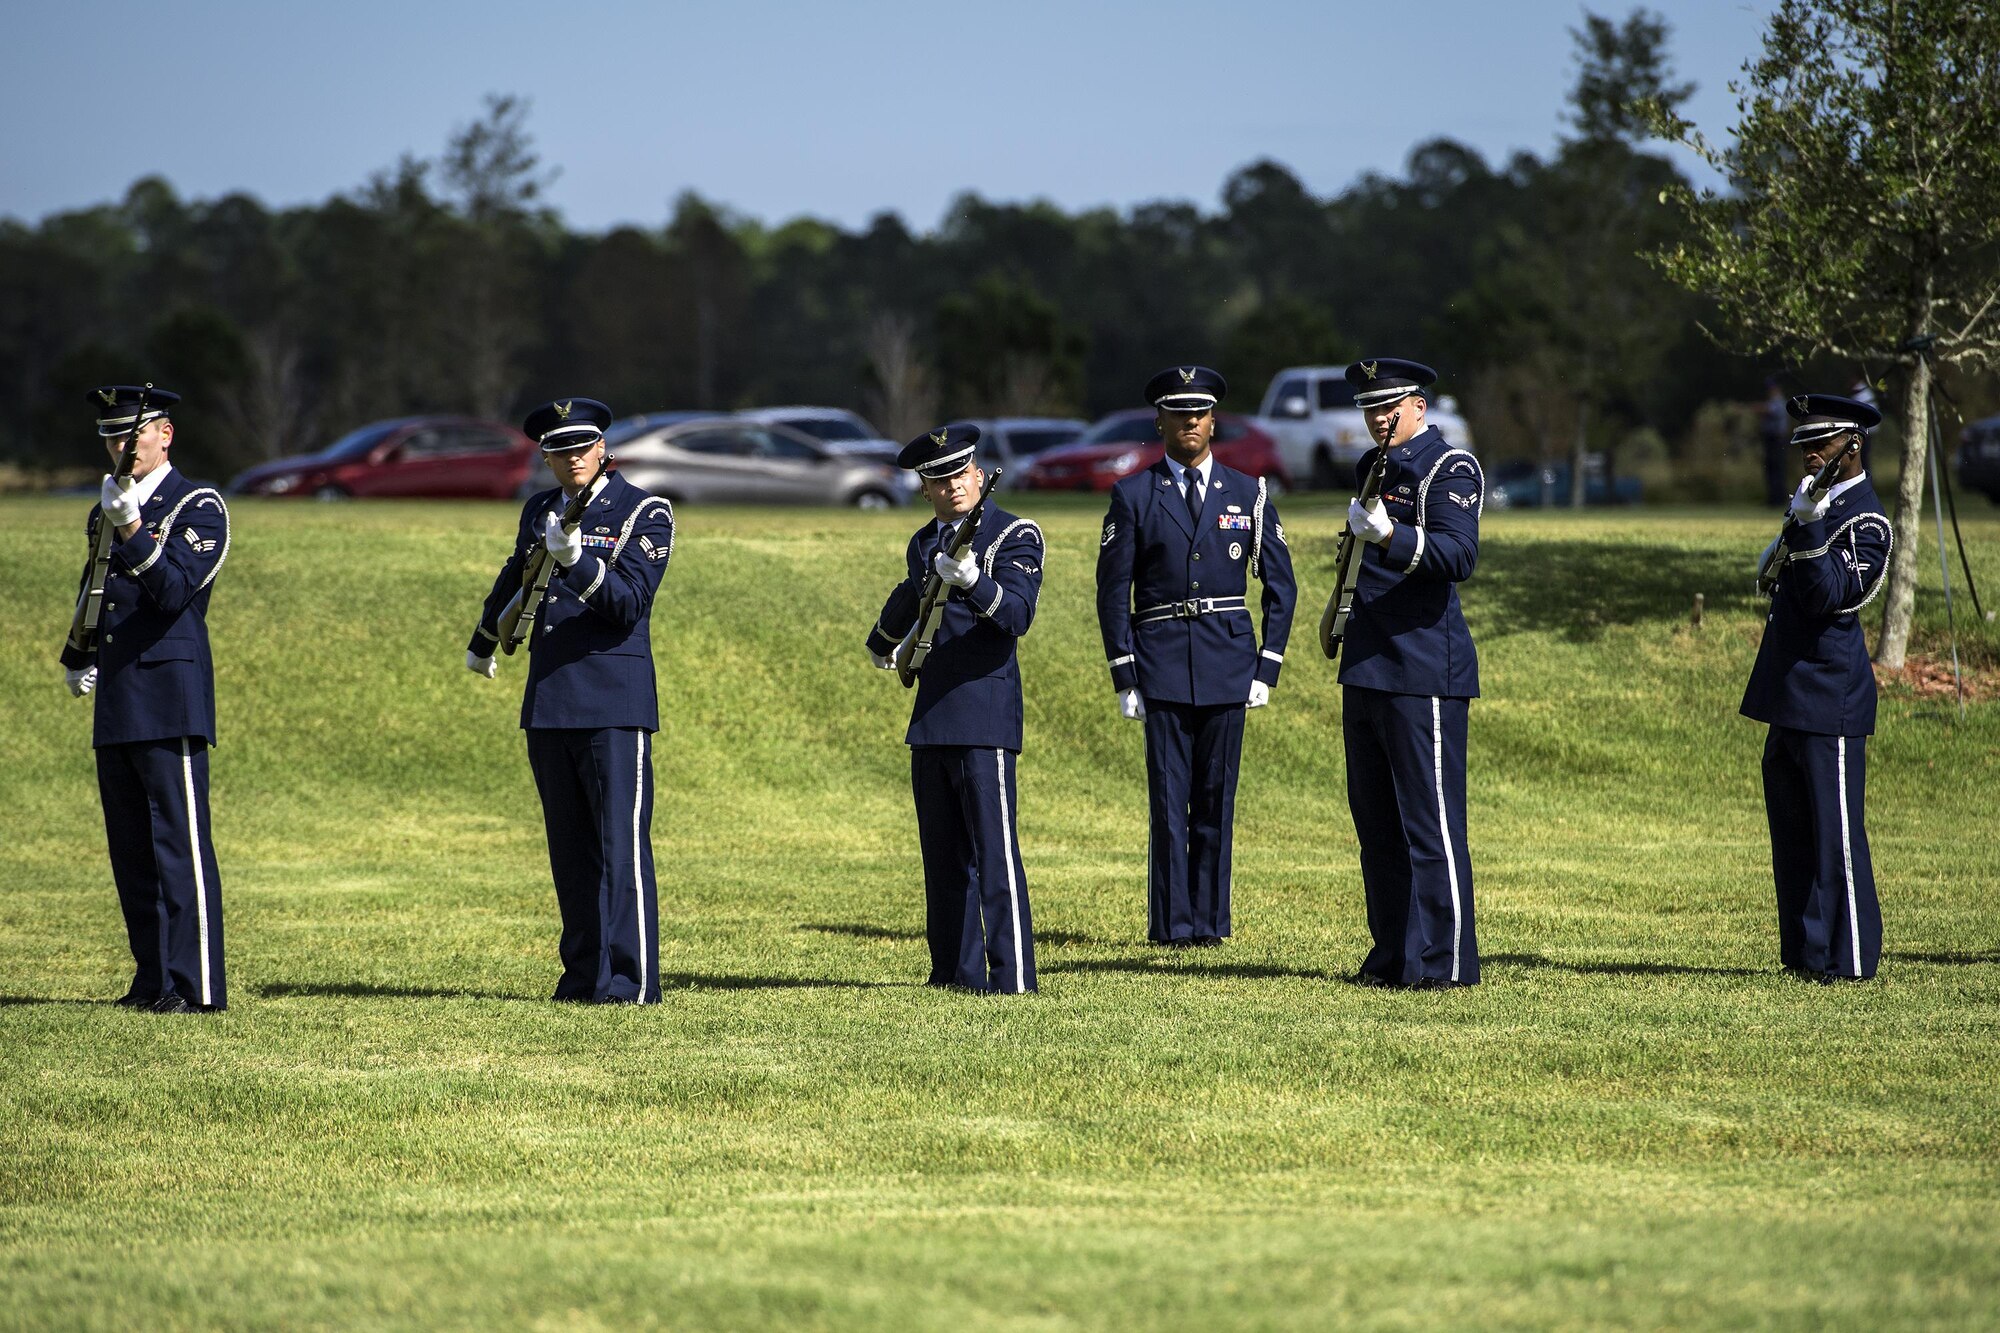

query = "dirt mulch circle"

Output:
[[1875, 654, 2000, 702]]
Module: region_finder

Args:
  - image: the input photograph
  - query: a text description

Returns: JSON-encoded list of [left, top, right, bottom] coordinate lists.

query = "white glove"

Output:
[[100, 476, 140, 529], [933, 549, 979, 588], [1247, 680, 1270, 709], [1119, 688, 1147, 721], [1347, 497, 1392, 544], [65, 666, 98, 697], [870, 648, 896, 670], [466, 650, 496, 679], [1788, 475, 1832, 524], [541, 512, 583, 567]]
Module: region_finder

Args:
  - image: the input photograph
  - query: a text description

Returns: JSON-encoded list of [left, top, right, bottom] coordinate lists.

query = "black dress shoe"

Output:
[[114, 990, 158, 1009], [593, 994, 642, 1005], [1413, 976, 1469, 991], [149, 995, 194, 1014], [1348, 971, 1398, 989], [1159, 938, 1195, 950], [1806, 969, 1867, 985], [1192, 936, 1224, 948]]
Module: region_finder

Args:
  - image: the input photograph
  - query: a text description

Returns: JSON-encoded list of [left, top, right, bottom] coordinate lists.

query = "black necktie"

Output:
[[1183, 470, 1202, 523]]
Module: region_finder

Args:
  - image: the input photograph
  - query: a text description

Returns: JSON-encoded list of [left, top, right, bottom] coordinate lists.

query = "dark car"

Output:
[[1958, 414, 2000, 502], [1486, 459, 1642, 509], [1019, 410, 1291, 492], [229, 416, 535, 499]]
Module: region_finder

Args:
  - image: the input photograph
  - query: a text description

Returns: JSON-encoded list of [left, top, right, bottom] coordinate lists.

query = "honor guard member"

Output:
[[866, 424, 1042, 994], [1742, 393, 1891, 982], [1095, 366, 1297, 946], [60, 386, 231, 1013], [1337, 359, 1482, 989], [468, 398, 675, 1004]]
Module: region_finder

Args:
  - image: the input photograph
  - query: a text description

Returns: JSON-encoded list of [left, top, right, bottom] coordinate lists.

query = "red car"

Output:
[[227, 415, 537, 499], [1019, 410, 1291, 492]]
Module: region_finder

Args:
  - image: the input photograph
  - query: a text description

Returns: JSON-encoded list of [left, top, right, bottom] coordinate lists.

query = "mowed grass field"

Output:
[[3, 490, 1998, 1330]]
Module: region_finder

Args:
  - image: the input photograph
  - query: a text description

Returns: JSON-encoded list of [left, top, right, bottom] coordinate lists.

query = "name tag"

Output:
[[1217, 514, 1252, 530]]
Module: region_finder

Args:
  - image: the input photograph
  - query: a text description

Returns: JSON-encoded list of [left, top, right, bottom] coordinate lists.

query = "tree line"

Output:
[[4, 13, 1785, 488]]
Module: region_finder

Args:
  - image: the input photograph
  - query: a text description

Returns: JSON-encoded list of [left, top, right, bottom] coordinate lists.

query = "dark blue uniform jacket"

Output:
[[61, 467, 229, 748], [1336, 427, 1481, 699], [470, 473, 674, 732], [867, 506, 1044, 751], [1096, 461, 1296, 706], [1741, 478, 1891, 736]]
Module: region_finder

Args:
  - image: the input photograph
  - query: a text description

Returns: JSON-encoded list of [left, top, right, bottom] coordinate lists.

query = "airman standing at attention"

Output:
[[1334, 358, 1483, 990], [867, 424, 1043, 994], [468, 399, 675, 1004], [1742, 393, 1891, 983], [1095, 366, 1297, 947], [61, 386, 231, 1013]]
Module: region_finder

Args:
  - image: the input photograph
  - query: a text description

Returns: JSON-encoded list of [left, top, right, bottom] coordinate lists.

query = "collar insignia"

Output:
[[1177, 366, 1196, 384], [1361, 361, 1379, 381], [555, 400, 574, 420]]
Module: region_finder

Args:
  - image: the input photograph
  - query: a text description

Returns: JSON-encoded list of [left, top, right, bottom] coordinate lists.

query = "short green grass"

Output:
[[2, 493, 1996, 1331]]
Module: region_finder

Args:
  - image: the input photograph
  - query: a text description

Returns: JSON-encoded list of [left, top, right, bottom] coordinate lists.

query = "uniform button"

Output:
[[1190, 582, 1200, 591], [104, 634, 113, 643], [1192, 553, 1201, 561]]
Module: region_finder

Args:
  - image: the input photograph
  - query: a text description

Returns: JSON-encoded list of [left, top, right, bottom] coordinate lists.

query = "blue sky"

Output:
[[4, 0, 1770, 232]]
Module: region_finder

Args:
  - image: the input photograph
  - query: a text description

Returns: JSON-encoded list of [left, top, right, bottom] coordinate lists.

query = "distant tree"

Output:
[[933, 273, 1086, 416], [1650, 0, 2000, 667], [861, 312, 939, 442], [439, 94, 558, 223], [1223, 296, 1354, 404]]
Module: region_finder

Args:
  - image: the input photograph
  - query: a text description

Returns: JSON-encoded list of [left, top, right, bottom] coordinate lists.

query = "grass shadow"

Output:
[[1882, 950, 2000, 967], [260, 974, 898, 1002], [1468, 540, 1753, 642], [1486, 952, 1767, 978], [802, 921, 1120, 948], [1043, 957, 1338, 982]]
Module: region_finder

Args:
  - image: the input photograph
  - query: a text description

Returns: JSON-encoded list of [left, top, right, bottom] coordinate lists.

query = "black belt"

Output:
[[1134, 596, 1247, 624]]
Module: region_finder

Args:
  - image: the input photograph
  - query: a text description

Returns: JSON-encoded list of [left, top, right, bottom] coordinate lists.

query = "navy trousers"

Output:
[[96, 737, 226, 1009], [1343, 687, 1479, 986], [910, 746, 1035, 994], [1763, 726, 1880, 978], [526, 728, 662, 1003], [1141, 701, 1246, 943]]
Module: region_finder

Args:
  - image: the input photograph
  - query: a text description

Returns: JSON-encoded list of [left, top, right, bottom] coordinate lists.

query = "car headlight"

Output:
[[266, 475, 297, 494], [1096, 451, 1144, 474]]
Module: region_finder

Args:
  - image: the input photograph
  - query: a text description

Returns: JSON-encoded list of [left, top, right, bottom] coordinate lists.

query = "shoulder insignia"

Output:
[[1449, 459, 1477, 475]]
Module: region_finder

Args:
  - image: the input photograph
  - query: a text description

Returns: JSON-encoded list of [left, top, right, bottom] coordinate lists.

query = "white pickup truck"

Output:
[[1257, 366, 1475, 490]]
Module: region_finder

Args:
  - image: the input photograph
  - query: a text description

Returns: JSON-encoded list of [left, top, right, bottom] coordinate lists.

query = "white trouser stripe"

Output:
[[633, 731, 650, 1002], [1431, 698, 1463, 982], [180, 739, 213, 1006], [996, 751, 1026, 993], [1837, 736, 1860, 975]]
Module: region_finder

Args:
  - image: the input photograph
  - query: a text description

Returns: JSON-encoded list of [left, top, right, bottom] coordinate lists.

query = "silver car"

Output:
[[608, 415, 906, 508]]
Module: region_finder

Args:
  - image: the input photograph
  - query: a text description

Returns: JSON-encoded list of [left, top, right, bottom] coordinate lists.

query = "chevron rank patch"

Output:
[[639, 534, 668, 562], [180, 528, 217, 554], [1101, 522, 1116, 547], [1449, 491, 1475, 508]]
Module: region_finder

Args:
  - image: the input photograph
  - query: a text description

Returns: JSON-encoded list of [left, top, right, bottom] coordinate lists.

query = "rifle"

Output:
[[64, 383, 152, 658], [896, 467, 1002, 687], [1756, 436, 1857, 596], [1318, 409, 1401, 660], [497, 455, 610, 655]]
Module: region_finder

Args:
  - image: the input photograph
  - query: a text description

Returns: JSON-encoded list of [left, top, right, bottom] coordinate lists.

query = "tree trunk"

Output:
[[1874, 352, 1931, 669], [1569, 399, 1589, 508]]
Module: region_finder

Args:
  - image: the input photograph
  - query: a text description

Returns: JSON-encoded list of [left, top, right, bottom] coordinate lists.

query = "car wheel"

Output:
[[1309, 446, 1341, 491], [312, 484, 349, 501], [852, 489, 894, 510]]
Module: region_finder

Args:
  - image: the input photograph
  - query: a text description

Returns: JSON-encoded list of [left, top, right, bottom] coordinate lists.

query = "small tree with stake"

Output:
[[1647, 0, 2000, 668]]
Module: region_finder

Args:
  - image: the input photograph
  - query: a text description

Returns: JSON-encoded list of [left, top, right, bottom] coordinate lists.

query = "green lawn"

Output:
[[2, 493, 1996, 1330]]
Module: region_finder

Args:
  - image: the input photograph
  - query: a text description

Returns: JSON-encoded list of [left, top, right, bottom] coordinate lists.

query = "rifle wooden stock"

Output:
[[64, 382, 151, 658], [895, 468, 1002, 688], [1756, 438, 1857, 596], [497, 457, 609, 655], [1318, 410, 1400, 661]]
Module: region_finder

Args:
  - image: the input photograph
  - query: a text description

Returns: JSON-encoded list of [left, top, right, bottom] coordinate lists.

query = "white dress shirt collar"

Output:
[[126, 461, 175, 510]]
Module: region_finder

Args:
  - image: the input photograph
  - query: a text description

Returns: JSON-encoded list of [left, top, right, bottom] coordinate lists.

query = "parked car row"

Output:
[[233, 374, 1694, 510]]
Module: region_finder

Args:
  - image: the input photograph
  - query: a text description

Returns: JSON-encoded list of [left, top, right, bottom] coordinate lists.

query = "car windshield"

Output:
[[781, 416, 870, 443], [1007, 428, 1081, 456], [1077, 415, 1158, 445], [318, 422, 403, 461]]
